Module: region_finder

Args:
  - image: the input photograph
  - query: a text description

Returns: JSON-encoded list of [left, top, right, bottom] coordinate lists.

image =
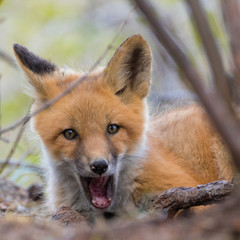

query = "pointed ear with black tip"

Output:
[[13, 44, 58, 99], [104, 35, 152, 100]]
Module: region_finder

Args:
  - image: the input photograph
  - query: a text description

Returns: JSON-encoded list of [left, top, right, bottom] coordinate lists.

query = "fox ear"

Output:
[[104, 35, 152, 99], [13, 44, 57, 98]]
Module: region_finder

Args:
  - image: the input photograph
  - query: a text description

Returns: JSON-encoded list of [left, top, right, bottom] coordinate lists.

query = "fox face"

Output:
[[14, 35, 152, 215]]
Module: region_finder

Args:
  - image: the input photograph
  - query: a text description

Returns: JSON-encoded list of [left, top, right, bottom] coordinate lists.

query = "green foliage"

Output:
[[1, 94, 31, 126]]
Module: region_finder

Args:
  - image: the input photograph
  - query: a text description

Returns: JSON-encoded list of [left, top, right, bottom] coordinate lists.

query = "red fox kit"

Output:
[[13, 35, 234, 218]]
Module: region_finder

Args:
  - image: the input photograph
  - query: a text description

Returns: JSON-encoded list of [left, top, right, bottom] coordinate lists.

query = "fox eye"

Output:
[[62, 129, 78, 140], [107, 124, 119, 134]]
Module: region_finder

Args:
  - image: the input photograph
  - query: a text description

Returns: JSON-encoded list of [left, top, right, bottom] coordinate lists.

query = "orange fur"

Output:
[[134, 106, 234, 200]]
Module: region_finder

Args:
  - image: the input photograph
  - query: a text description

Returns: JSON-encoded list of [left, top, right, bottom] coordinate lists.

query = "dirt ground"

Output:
[[0, 177, 240, 240]]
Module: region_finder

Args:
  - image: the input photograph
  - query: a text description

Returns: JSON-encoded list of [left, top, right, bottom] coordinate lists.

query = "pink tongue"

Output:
[[89, 176, 110, 209]]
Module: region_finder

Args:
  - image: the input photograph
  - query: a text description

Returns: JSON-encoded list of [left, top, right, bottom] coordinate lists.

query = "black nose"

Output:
[[90, 159, 108, 175]]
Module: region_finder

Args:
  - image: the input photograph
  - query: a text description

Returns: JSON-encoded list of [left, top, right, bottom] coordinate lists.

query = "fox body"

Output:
[[14, 35, 234, 218]]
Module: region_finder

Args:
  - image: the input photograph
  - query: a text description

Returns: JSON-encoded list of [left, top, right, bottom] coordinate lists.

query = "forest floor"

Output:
[[0, 177, 240, 240]]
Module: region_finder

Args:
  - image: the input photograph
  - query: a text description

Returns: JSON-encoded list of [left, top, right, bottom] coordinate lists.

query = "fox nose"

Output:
[[90, 159, 108, 175]]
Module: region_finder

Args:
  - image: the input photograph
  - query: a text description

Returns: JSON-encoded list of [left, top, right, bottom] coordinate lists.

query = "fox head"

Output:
[[14, 35, 152, 214]]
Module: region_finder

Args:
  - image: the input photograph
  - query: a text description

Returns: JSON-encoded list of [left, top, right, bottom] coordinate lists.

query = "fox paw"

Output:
[[51, 207, 86, 226]]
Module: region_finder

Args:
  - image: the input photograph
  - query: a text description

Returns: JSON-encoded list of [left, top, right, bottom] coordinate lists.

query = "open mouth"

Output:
[[80, 175, 114, 209]]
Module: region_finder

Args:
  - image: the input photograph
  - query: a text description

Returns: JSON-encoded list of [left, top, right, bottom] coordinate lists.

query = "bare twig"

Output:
[[152, 180, 233, 219], [221, 0, 240, 73], [0, 6, 135, 136], [134, 0, 240, 170], [221, 0, 240, 103], [1, 150, 41, 178], [0, 137, 9, 143], [186, 0, 232, 105], [0, 160, 43, 175], [89, 5, 136, 71], [0, 74, 1, 133], [0, 122, 26, 174], [0, 50, 17, 68], [0, 76, 8, 142], [0, 115, 30, 135]]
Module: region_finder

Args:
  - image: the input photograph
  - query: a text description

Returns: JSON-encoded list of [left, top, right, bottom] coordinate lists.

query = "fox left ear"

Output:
[[104, 35, 152, 99], [13, 44, 58, 99]]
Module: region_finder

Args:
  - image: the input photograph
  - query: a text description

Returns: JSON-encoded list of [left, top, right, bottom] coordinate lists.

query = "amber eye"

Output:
[[62, 129, 78, 140], [107, 124, 119, 134]]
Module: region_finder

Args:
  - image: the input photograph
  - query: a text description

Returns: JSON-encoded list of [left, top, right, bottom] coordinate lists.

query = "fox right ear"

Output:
[[104, 35, 152, 100], [13, 44, 57, 99]]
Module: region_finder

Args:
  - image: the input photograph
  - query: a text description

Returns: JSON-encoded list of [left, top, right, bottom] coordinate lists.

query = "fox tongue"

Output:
[[89, 176, 110, 209]]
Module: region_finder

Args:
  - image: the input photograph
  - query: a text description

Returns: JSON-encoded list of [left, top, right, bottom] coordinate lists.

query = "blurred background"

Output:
[[0, 0, 230, 186]]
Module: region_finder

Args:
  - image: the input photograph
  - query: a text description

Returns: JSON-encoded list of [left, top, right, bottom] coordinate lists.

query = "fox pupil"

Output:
[[63, 129, 77, 140], [107, 124, 119, 134]]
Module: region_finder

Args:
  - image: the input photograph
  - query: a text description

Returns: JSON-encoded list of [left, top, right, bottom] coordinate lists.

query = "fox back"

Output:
[[14, 35, 235, 218]]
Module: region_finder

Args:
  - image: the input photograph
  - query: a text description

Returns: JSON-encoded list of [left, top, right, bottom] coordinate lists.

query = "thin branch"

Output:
[[0, 160, 43, 175], [89, 5, 136, 71], [0, 6, 135, 136], [0, 74, 9, 143], [152, 180, 233, 219], [186, 0, 232, 105], [221, 0, 240, 103], [0, 115, 30, 135], [0, 122, 26, 174], [0, 74, 1, 133], [0, 50, 17, 68], [1, 150, 40, 178], [134, 0, 240, 170], [0, 137, 9, 143], [221, 0, 240, 73]]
